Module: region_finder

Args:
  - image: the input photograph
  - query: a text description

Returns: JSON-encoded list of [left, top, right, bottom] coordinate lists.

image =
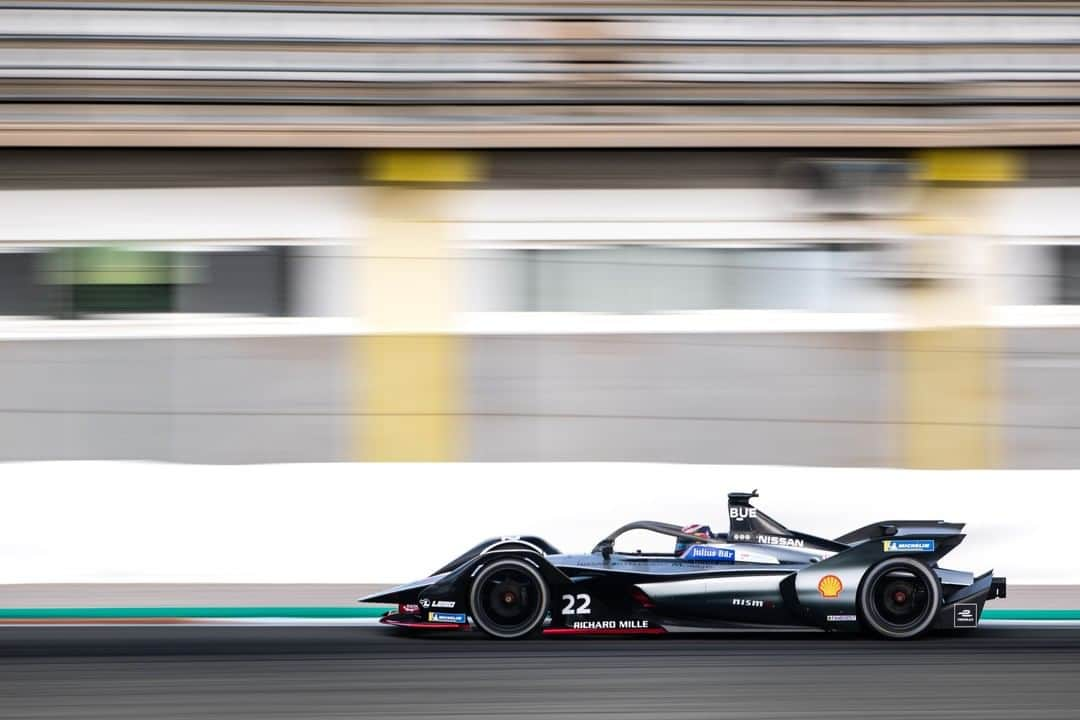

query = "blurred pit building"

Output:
[[2, 1, 1080, 468]]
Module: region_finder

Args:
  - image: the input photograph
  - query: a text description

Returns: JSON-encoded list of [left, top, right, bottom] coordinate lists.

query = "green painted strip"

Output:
[[982, 609, 1080, 621], [0, 606, 392, 619]]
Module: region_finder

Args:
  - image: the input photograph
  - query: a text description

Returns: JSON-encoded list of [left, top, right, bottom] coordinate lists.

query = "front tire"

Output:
[[858, 558, 941, 640], [469, 558, 549, 639]]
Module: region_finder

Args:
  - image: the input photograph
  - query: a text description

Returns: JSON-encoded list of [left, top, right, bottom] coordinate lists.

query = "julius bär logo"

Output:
[[818, 575, 843, 598]]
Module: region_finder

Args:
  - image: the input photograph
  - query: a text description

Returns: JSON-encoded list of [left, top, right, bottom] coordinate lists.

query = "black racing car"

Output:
[[362, 490, 1006, 639]]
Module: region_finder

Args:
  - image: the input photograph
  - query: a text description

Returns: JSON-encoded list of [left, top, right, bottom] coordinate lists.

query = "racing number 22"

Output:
[[561, 593, 591, 615]]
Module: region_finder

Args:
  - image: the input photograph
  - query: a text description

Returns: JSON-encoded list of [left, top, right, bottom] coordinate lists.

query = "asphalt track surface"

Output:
[[2, 626, 1079, 720]]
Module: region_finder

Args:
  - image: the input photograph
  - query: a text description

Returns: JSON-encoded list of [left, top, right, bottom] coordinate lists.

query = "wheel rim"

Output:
[[873, 572, 930, 627], [470, 560, 547, 638], [861, 560, 939, 638]]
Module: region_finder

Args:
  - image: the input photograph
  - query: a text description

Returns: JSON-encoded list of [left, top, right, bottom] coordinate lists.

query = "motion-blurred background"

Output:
[[3, 0, 1080, 471], [6, 8, 1080, 719]]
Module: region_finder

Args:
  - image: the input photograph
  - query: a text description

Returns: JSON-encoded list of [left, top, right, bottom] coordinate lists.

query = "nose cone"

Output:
[[359, 573, 448, 604]]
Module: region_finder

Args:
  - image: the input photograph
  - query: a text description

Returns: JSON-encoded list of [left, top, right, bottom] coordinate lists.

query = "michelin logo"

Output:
[[882, 539, 936, 553], [681, 545, 736, 563], [429, 612, 467, 624]]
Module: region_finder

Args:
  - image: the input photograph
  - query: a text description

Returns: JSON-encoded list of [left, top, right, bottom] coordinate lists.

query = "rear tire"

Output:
[[469, 558, 549, 639], [858, 558, 941, 640]]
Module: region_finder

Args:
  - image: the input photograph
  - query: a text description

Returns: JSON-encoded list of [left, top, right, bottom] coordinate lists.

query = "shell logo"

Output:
[[818, 575, 843, 598]]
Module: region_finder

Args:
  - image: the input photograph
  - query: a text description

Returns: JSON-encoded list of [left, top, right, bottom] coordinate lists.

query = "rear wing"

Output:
[[835, 520, 966, 545]]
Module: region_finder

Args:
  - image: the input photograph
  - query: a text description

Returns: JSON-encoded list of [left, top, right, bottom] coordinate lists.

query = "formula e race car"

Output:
[[361, 491, 1006, 640]]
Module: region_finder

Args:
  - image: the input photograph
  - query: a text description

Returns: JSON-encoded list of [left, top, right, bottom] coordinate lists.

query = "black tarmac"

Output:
[[2, 626, 1078, 719]]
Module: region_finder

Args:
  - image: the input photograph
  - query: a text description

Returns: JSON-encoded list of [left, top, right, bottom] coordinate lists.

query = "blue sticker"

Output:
[[882, 539, 936, 553], [681, 544, 736, 563], [429, 612, 467, 624]]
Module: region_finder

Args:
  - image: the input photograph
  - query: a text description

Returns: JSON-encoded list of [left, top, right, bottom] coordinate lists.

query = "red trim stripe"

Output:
[[543, 627, 666, 636], [381, 618, 469, 631]]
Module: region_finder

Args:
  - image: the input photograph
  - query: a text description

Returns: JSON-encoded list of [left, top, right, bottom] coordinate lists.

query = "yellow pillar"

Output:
[[900, 150, 1019, 469], [352, 151, 482, 461]]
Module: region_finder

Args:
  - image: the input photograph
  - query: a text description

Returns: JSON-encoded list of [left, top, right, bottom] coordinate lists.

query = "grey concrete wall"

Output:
[[1003, 327, 1080, 468], [0, 331, 894, 465], [0, 328, 1075, 467], [0, 336, 348, 463], [465, 332, 895, 465]]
